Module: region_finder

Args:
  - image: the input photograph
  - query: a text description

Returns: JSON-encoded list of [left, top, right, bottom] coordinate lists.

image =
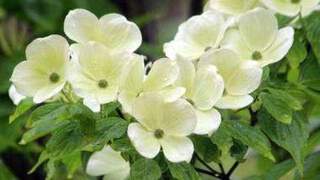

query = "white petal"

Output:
[[118, 91, 137, 114], [132, 94, 196, 136], [155, 86, 186, 102], [260, 27, 294, 67], [64, 9, 99, 43], [215, 94, 254, 109], [164, 11, 226, 60], [301, 0, 320, 16], [261, 0, 300, 17], [193, 108, 221, 135], [33, 82, 65, 104], [238, 8, 278, 51], [207, 0, 258, 15], [86, 146, 130, 179], [226, 60, 262, 95], [190, 65, 224, 110], [83, 97, 101, 112], [99, 14, 142, 53], [175, 57, 195, 97], [9, 85, 26, 105], [221, 28, 252, 60], [120, 55, 144, 94], [160, 136, 194, 163], [199, 48, 242, 80], [127, 123, 160, 159], [25, 35, 69, 67], [143, 58, 179, 91]]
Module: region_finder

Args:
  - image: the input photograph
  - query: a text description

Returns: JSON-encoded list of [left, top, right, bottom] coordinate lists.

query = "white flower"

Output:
[[221, 8, 294, 67], [68, 42, 137, 112], [9, 85, 26, 105], [86, 146, 130, 180], [128, 94, 196, 162], [199, 49, 263, 109], [204, 0, 259, 15], [10, 35, 69, 104], [163, 11, 227, 61], [119, 58, 184, 114], [261, 0, 320, 17], [176, 58, 223, 135], [64, 8, 142, 53]]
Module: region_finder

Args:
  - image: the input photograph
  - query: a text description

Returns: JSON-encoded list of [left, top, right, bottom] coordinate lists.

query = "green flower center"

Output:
[[154, 129, 164, 139], [291, 0, 300, 4], [252, 51, 262, 60], [98, 79, 108, 88], [49, 72, 60, 83]]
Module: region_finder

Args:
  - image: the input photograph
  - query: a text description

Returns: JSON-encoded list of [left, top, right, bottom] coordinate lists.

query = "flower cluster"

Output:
[[9, 0, 320, 178]]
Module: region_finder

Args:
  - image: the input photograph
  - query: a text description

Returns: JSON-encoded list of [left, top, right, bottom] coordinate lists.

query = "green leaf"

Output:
[[261, 159, 295, 180], [303, 11, 320, 64], [299, 52, 320, 91], [95, 117, 128, 145], [129, 158, 161, 180], [29, 150, 50, 173], [260, 92, 293, 124], [46, 121, 87, 158], [191, 135, 220, 163], [62, 152, 82, 179], [168, 162, 201, 180], [21, 103, 90, 144], [230, 139, 248, 162], [9, 98, 33, 123], [297, 152, 320, 179], [211, 124, 233, 156], [259, 110, 308, 173], [221, 120, 275, 161], [287, 32, 307, 68]]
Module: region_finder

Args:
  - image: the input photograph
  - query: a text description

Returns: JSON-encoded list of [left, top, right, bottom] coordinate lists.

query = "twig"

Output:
[[194, 153, 221, 175], [226, 162, 240, 177], [219, 163, 225, 175], [195, 168, 220, 178]]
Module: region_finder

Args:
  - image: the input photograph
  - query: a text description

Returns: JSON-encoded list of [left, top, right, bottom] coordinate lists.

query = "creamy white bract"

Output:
[[9, 2, 301, 175]]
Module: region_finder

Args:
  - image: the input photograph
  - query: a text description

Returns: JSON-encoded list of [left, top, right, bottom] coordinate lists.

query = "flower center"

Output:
[[49, 72, 60, 83], [291, 0, 300, 4], [252, 51, 262, 60], [154, 129, 164, 139], [98, 79, 108, 88]]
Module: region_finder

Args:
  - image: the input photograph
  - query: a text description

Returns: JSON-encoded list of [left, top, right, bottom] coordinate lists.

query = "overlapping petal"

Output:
[[164, 11, 226, 60], [160, 136, 194, 163], [86, 146, 130, 180], [193, 108, 221, 135], [64, 9, 142, 53], [127, 123, 161, 158], [205, 0, 258, 15], [215, 94, 254, 109]]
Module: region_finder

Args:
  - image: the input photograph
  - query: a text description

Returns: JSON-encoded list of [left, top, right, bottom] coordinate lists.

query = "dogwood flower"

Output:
[[175, 58, 223, 135], [86, 146, 130, 180], [164, 11, 227, 60], [204, 0, 259, 15], [9, 85, 26, 105], [221, 8, 294, 67], [68, 42, 137, 112], [10, 35, 69, 104], [128, 94, 196, 162], [261, 0, 320, 17], [199, 49, 262, 109], [64, 8, 142, 53], [119, 58, 184, 114]]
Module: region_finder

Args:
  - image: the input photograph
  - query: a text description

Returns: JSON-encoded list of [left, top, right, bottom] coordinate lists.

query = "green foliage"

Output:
[[259, 110, 308, 173], [213, 120, 274, 161], [9, 98, 34, 123], [168, 162, 201, 180], [192, 135, 221, 163], [129, 158, 162, 180]]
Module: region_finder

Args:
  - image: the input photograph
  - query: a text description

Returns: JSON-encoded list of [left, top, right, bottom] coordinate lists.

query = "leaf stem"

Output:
[[226, 161, 239, 177], [194, 153, 221, 175], [195, 168, 220, 178]]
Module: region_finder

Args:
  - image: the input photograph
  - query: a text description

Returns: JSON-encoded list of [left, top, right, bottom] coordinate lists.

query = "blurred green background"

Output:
[[0, 0, 204, 179]]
